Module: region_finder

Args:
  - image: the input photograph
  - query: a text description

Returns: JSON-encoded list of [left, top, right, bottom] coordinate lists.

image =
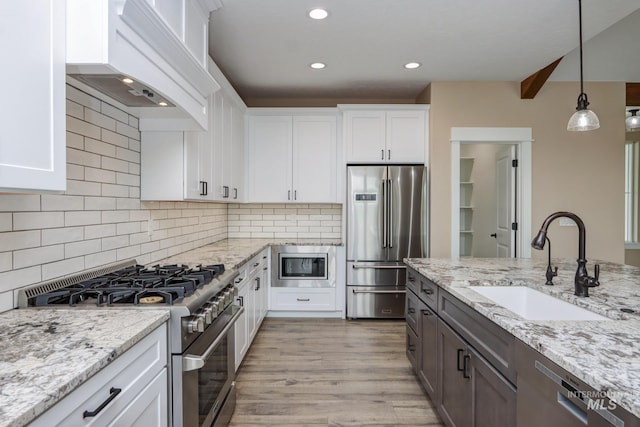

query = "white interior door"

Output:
[[495, 146, 516, 257]]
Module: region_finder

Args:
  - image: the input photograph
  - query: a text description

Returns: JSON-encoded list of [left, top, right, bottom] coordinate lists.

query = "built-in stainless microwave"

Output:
[[271, 246, 336, 288]]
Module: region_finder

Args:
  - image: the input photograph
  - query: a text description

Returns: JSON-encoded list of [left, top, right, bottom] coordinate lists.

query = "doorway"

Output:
[[450, 127, 532, 259]]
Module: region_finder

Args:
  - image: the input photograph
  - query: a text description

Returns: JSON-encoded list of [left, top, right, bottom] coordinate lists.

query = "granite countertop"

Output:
[[157, 238, 342, 269], [0, 309, 169, 427], [404, 257, 640, 418]]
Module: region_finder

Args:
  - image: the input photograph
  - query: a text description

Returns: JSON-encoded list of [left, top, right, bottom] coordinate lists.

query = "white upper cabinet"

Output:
[[247, 111, 338, 203], [0, 1, 66, 193], [342, 105, 429, 164]]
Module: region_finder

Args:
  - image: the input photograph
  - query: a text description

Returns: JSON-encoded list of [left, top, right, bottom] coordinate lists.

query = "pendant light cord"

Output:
[[578, 0, 584, 96]]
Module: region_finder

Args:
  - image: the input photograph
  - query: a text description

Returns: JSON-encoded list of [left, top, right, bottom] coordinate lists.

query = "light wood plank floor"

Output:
[[229, 318, 443, 427]]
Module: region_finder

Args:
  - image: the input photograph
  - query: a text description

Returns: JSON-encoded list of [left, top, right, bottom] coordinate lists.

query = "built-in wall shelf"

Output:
[[459, 158, 475, 256]]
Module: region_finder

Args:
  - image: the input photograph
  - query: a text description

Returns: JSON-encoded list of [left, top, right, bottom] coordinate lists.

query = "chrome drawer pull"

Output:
[[297, 298, 310, 302]]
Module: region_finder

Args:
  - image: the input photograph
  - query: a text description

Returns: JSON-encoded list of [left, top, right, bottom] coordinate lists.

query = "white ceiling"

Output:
[[208, 0, 640, 103]]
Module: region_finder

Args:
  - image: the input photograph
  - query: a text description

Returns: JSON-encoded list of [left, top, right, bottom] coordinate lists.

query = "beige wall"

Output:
[[430, 81, 626, 263]]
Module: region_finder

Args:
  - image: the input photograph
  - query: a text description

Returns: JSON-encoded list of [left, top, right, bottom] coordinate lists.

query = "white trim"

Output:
[[451, 127, 533, 259], [625, 242, 640, 250]]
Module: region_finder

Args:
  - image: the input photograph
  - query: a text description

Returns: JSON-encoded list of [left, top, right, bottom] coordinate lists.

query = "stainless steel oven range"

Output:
[[18, 259, 244, 427]]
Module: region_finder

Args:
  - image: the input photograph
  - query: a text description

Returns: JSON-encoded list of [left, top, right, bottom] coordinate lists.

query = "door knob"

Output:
[[490, 233, 497, 238]]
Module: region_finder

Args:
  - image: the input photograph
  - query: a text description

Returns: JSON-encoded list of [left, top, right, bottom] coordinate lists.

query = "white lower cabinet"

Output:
[[270, 288, 336, 311], [30, 323, 168, 427], [234, 249, 269, 371]]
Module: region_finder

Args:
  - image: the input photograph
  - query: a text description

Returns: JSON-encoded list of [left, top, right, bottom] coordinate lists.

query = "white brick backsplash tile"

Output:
[[251, 208, 274, 215], [129, 186, 141, 198], [85, 108, 116, 131], [102, 129, 129, 148], [116, 172, 139, 186], [0, 230, 41, 251], [102, 210, 130, 223], [251, 220, 274, 227], [85, 224, 116, 239], [65, 211, 101, 227], [85, 137, 116, 157], [66, 164, 85, 180], [102, 235, 129, 250], [41, 195, 84, 211], [0, 195, 40, 212], [85, 250, 117, 269], [321, 220, 341, 227], [129, 162, 141, 175], [42, 257, 85, 281], [129, 115, 139, 128], [102, 183, 130, 197], [151, 210, 168, 220], [130, 231, 151, 245], [0, 253, 11, 273], [116, 147, 140, 163], [228, 231, 250, 238], [116, 122, 140, 140], [42, 227, 84, 245], [159, 202, 176, 209], [167, 209, 182, 219], [101, 102, 129, 123], [14, 245, 64, 269], [140, 241, 160, 254], [117, 245, 140, 261], [0, 291, 12, 312], [118, 199, 141, 211], [101, 156, 129, 173], [67, 147, 101, 168], [251, 232, 274, 238], [67, 85, 101, 110], [13, 212, 64, 230], [66, 99, 83, 119], [67, 116, 101, 139], [298, 220, 321, 226], [66, 131, 84, 149], [65, 239, 101, 258], [0, 266, 41, 293], [66, 179, 101, 196], [262, 226, 286, 232], [0, 214, 11, 232], [85, 196, 116, 211], [129, 138, 141, 152], [117, 222, 141, 235], [85, 167, 116, 184]]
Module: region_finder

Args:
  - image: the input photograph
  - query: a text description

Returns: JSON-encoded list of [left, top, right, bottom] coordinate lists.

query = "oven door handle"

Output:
[[182, 306, 245, 372]]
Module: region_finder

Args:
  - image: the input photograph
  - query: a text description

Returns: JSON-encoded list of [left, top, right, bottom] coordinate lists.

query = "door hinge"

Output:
[[512, 159, 518, 167], [511, 222, 518, 231]]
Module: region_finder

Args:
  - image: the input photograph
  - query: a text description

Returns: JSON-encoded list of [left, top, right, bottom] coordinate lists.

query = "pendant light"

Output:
[[567, 0, 600, 131], [627, 109, 640, 131]]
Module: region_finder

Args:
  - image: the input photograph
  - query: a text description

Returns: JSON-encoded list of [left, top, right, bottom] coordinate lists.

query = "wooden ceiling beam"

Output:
[[627, 83, 640, 106], [520, 58, 563, 99]]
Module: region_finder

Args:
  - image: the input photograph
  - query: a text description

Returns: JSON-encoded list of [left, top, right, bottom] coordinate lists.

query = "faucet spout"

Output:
[[531, 211, 599, 296]]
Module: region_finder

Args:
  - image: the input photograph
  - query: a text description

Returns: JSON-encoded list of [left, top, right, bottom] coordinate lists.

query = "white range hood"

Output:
[[66, 0, 221, 130]]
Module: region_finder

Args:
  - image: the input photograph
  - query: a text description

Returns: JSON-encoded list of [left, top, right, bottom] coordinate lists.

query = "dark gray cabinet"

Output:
[[418, 303, 438, 399]]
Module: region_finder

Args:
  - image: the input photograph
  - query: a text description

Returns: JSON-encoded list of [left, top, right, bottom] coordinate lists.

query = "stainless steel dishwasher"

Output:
[[516, 340, 639, 427]]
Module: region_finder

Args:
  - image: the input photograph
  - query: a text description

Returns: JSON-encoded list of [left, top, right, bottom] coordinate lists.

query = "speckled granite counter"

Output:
[[404, 257, 640, 418], [0, 309, 169, 427], [157, 238, 342, 269]]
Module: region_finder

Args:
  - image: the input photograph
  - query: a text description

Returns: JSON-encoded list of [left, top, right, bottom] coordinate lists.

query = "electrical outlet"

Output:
[[559, 217, 577, 227]]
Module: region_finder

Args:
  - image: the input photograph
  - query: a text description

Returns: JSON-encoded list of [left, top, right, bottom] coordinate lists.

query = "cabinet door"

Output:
[[230, 101, 245, 201], [0, 1, 66, 192], [386, 110, 426, 163], [292, 116, 337, 203], [469, 347, 516, 427], [418, 304, 438, 401], [234, 278, 250, 371], [248, 116, 292, 202], [437, 320, 472, 427], [211, 91, 226, 200], [184, 130, 212, 200], [108, 369, 168, 427], [344, 110, 386, 163]]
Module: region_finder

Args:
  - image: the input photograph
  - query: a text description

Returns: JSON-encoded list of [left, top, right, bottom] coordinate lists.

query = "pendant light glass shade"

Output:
[[567, 0, 599, 132], [627, 109, 640, 131]]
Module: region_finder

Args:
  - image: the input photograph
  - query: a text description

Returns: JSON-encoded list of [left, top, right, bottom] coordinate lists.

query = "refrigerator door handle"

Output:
[[352, 289, 407, 294], [382, 178, 387, 248], [388, 178, 393, 248], [352, 264, 407, 270]]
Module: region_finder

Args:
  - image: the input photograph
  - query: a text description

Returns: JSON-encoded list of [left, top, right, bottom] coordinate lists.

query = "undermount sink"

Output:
[[468, 286, 610, 321]]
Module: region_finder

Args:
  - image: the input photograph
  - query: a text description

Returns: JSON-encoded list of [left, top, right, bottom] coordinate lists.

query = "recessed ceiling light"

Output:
[[404, 62, 421, 69], [310, 62, 326, 69], [158, 101, 168, 107], [308, 8, 328, 20], [122, 77, 134, 84]]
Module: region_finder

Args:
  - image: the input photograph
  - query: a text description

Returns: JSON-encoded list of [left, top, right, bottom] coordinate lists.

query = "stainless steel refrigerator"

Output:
[[346, 165, 428, 318]]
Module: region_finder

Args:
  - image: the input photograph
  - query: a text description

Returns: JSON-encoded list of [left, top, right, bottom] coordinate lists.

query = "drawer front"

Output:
[[406, 324, 418, 371], [406, 267, 438, 311], [271, 288, 336, 311], [31, 324, 168, 427], [439, 289, 515, 384], [405, 289, 420, 333]]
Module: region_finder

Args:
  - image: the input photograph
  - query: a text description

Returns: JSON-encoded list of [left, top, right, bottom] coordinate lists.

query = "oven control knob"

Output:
[[203, 303, 218, 321], [196, 311, 212, 325], [231, 286, 238, 297], [223, 289, 233, 304], [187, 316, 204, 334]]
